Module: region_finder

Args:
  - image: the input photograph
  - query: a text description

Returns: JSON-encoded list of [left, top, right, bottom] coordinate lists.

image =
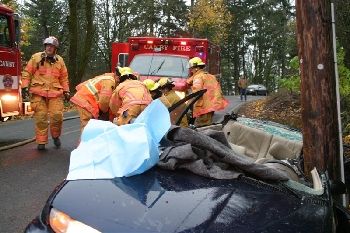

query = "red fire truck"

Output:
[[0, 4, 30, 121], [111, 37, 220, 94]]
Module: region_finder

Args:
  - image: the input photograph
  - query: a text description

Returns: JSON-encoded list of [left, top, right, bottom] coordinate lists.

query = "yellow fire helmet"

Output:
[[115, 66, 123, 76], [158, 77, 174, 88], [120, 67, 134, 76], [188, 57, 205, 68], [143, 79, 160, 91]]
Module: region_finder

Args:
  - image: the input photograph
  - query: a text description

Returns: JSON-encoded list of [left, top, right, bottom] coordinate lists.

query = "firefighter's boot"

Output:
[[37, 144, 46, 150], [53, 137, 61, 148]]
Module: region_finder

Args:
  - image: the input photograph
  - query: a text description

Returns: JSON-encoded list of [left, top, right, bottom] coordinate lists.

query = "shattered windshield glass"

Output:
[[130, 55, 189, 78], [237, 117, 302, 141]]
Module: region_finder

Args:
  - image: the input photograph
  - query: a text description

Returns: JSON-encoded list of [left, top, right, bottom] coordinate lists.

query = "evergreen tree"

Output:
[[335, 1, 350, 69], [21, 0, 67, 61], [158, 0, 188, 37]]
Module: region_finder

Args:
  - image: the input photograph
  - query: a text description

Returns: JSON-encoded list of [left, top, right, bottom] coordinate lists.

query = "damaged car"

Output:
[[25, 93, 350, 233]]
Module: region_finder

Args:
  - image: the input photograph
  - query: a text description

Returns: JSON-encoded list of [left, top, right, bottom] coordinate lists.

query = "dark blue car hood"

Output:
[[52, 168, 332, 233]]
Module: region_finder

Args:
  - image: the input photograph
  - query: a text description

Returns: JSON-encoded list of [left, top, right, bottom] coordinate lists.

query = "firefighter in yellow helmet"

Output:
[[158, 77, 188, 127], [143, 79, 161, 99], [70, 67, 122, 133], [21, 36, 70, 150], [187, 57, 228, 127], [143, 79, 172, 108], [109, 67, 152, 125]]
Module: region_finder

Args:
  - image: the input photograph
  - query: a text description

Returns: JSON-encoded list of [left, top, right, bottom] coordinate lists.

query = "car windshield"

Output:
[[130, 54, 189, 78]]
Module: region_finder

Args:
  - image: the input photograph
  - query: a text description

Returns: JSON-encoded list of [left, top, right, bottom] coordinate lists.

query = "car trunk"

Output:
[[52, 168, 332, 233]]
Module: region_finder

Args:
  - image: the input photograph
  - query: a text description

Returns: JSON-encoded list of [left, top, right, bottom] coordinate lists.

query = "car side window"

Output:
[[0, 14, 11, 47]]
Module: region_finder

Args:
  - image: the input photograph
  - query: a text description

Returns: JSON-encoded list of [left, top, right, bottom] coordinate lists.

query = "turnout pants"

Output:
[[31, 94, 64, 144], [76, 106, 94, 133]]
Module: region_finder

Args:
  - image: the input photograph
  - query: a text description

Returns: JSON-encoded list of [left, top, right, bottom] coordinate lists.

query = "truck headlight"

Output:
[[49, 208, 101, 233], [1, 94, 17, 102]]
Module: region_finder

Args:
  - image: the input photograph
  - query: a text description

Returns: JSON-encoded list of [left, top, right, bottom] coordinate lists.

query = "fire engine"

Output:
[[111, 37, 220, 94], [0, 4, 30, 122]]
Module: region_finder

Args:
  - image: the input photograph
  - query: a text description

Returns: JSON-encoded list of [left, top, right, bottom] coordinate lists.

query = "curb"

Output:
[[0, 115, 79, 152], [0, 138, 36, 152]]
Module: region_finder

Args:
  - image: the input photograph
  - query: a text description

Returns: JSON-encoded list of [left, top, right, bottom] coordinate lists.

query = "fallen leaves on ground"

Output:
[[238, 91, 302, 130]]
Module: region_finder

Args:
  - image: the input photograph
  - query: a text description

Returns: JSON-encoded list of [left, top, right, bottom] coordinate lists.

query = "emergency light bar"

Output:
[[131, 39, 201, 46], [195, 46, 204, 52], [131, 43, 139, 50]]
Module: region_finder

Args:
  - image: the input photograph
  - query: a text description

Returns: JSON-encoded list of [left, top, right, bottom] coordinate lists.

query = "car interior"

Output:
[[169, 92, 323, 189]]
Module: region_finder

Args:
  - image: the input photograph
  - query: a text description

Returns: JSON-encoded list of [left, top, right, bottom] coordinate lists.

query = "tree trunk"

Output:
[[68, 0, 94, 90], [77, 0, 94, 79], [233, 40, 240, 94], [296, 0, 340, 180], [68, 0, 78, 91], [166, 2, 171, 37], [149, 0, 155, 35]]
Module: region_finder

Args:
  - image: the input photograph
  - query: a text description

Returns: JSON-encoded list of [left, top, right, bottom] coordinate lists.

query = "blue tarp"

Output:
[[67, 99, 171, 180]]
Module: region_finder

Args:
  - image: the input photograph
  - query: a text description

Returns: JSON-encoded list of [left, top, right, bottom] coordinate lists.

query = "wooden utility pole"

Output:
[[296, 0, 340, 181]]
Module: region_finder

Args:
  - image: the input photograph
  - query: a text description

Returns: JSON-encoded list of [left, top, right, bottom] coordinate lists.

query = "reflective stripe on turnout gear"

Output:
[[21, 52, 69, 97], [71, 74, 116, 118], [30, 94, 64, 144], [111, 80, 152, 116], [84, 75, 115, 100], [190, 70, 228, 118]]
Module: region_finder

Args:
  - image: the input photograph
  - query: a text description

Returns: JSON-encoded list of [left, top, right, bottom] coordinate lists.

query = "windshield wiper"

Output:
[[149, 59, 165, 75]]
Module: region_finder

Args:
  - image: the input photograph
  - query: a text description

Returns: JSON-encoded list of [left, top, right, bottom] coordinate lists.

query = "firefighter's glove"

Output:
[[21, 87, 30, 101], [63, 91, 71, 102]]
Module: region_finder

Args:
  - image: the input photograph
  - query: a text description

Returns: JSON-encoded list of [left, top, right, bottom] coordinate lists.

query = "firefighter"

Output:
[[143, 79, 162, 100], [142, 79, 172, 109], [21, 36, 70, 150], [70, 67, 122, 133], [158, 77, 188, 127], [186, 57, 228, 127], [109, 67, 152, 125]]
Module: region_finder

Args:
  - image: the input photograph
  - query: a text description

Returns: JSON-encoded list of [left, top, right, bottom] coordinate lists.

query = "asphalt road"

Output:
[[0, 111, 78, 147], [0, 95, 261, 233]]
